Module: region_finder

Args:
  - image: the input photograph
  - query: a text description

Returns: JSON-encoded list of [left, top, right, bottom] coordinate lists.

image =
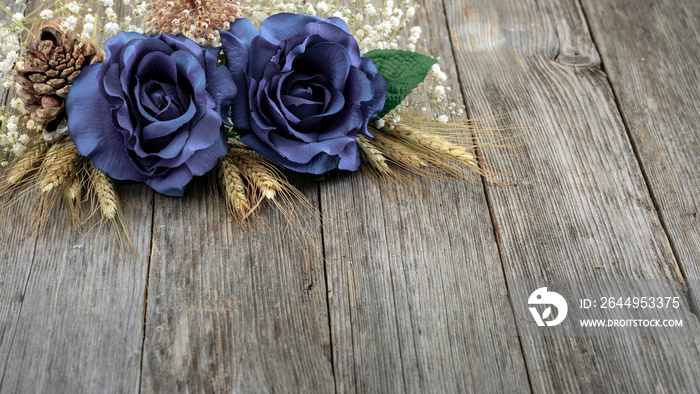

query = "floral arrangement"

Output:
[[0, 0, 507, 240]]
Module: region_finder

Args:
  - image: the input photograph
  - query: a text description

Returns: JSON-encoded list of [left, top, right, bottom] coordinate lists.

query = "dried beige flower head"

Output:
[[145, 0, 247, 46]]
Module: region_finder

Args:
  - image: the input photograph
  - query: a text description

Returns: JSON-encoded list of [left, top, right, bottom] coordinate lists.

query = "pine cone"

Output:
[[13, 24, 104, 142]]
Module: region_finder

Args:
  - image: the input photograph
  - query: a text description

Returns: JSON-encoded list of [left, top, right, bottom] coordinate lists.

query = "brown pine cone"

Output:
[[13, 24, 104, 142]]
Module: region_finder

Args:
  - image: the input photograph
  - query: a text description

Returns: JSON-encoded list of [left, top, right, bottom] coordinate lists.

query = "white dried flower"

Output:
[[18, 133, 30, 145], [316, 1, 328, 13], [104, 22, 120, 36], [66, 2, 81, 14], [105, 7, 117, 20], [10, 97, 23, 110], [12, 142, 25, 156], [365, 4, 376, 15], [6, 116, 18, 134], [434, 86, 446, 97], [62, 16, 79, 31], [437, 115, 449, 123], [39, 9, 54, 19], [5, 50, 18, 63]]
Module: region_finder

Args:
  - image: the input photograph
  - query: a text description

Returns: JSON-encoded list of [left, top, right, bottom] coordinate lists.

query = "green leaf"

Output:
[[364, 49, 438, 118]]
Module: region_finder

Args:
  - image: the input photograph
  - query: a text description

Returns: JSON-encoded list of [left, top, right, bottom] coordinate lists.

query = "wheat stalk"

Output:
[[370, 134, 427, 168], [388, 125, 477, 167], [230, 149, 281, 200], [39, 140, 80, 193], [5, 140, 49, 185], [357, 135, 390, 173], [63, 159, 85, 202], [88, 162, 118, 220], [227, 138, 247, 149], [219, 156, 250, 218]]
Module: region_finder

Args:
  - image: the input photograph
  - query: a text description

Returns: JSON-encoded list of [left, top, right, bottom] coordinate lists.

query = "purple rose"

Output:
[[220, 14, 387, 174], [66, 33, 236, 196]]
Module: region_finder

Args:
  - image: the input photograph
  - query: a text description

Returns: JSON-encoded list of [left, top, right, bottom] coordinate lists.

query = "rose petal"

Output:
[[292, 42, 351, 90], [66, 64, 147, 181], [185, 133, 228, 176], [203, 46, 236, 123], [220, 18, 259, 129], [303, 21, 362, 67], [240, 133, 341, 175], [145, 165, 192, 197], [259, 14, 330, 45], [336, 139, 360, 171]]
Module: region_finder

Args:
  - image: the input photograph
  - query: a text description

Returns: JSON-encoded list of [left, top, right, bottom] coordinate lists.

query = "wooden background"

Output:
[[1, 0, 700, 392]]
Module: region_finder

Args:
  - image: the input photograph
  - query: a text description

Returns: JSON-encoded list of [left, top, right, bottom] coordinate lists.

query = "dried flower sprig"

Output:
[[145, 0, 246, 46]]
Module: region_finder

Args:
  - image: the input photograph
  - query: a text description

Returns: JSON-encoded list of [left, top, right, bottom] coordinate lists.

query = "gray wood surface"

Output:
[[444, 0, 700, 391], [580, 0, 700, 306], [140, 178, 334, 392], [0, 0, 699, 392], [0, 186, 152, 393], [321, 0, 529, 392]]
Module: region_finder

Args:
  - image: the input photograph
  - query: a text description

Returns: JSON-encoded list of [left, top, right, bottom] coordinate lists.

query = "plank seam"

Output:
[[384, 196, 411, 392], [439, 0, 534, 392], [0, 222, 41, 391], [137, 191, 156, 393], [317, 184, 338, 393], [577, 0, 700, 320]]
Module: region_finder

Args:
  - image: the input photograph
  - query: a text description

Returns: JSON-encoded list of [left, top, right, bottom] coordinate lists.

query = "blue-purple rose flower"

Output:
[[66, 32, 236, 196], [220, 14, 387, 174]]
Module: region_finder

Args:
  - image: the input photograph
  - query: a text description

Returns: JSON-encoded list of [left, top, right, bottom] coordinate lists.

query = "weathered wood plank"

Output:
[[444, 0, 700, 392], [140, 177, 334, 392], [580, 0, 700, 305], [0, 185, 152, 393], [321, 1, 530, 392], [0, 192, 39, 379]]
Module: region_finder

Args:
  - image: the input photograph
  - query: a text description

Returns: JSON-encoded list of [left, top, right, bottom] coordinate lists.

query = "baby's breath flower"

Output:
[[434, 86, 446, 97], [105, 7, 117, 20], [365, 4, 376, 15], [39, 9, 54, 19], [11, 142, 25, 156], [66, 2, 81, 14], [104, 22, 120, 37], [62, 16, 79, 31], [18, 133, 30, 145], [437, 115, 449, 123], [316, 1, 329, 13], [10, 97, 23, 110]]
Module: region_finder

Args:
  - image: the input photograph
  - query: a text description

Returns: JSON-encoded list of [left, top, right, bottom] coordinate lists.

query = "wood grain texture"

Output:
[[580, 0, 700, 305], [320, 1, 530, 392], [444, 0, 700, 392], [140, 177, 334, 393], [0, 185, 152, 393], [0, 192, 39, 379]]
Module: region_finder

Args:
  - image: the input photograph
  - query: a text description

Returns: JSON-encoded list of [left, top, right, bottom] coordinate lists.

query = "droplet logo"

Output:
[[528, 287, 568, 327]]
